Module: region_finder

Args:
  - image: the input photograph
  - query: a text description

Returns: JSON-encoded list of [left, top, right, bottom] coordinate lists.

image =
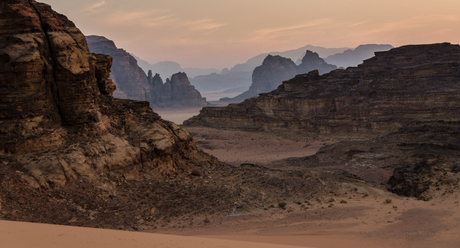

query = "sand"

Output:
[[3, 192, 459, 248], [185, 126, 332, 166], [0, 220, 310, 248]]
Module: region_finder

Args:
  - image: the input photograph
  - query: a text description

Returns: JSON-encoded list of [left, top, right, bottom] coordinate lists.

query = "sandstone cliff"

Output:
[[86, 35, 149, 100], [186, 43, 460, 136]]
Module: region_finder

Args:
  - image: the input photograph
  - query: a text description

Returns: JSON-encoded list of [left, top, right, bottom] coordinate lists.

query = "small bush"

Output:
[[204, 218, 210, 224], [328, 198, 335, 203], [340, 200, 348, 204], [385, 199, 392, 204], [278, 202, 287, 208], [328, 203, 334, 208]]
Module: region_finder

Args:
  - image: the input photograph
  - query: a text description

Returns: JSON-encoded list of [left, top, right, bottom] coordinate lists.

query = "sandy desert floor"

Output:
[[3, 192, 459, 248], [3, 108, 460, 248], [185, 126, 334, 166]]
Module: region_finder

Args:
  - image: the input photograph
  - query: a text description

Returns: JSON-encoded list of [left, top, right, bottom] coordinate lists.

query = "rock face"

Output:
[[146, 71, 208, 108], [297, 50, 337, 75], [185, 43, 460, 137], [86, 35, 149, 100], [224, 51, 336, 103], [0, 0, 212, 188]]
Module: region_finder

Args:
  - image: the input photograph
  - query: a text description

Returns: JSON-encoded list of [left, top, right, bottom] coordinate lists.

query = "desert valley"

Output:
[[1, 1, 460, 248]]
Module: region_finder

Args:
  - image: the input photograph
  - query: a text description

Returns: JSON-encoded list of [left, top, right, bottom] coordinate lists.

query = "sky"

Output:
[[41, 0, 460, 69]]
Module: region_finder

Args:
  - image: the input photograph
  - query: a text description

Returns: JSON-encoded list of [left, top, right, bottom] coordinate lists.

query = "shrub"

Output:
[[278, 202, 287, 208]]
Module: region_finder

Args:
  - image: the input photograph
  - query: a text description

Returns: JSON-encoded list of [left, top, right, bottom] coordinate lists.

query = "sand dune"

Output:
[[0, 220, 311, 248]]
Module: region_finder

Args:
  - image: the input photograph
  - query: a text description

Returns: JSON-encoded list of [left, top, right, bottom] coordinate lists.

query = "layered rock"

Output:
[[86, 35, 149, 100], [146, 71, 208, 108], [185, 43, 460, 137], [0, 0, 213, 188]]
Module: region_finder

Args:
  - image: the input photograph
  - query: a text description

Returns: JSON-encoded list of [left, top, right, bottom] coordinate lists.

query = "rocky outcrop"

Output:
[[0, 0, 213, 188], [274, 120, 460, 200], [146, 71, 208, 108], [86, 35, 149, 100], [185, 43, 460, 137], [297, 50, 337, 75]]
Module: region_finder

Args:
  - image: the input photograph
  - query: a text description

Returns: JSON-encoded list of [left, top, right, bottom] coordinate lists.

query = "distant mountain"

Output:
[[87, 35, 149, 100], [190, 45, 349, 96], [132, 55, 219, 79], [87, 36, 208, 108], [324, 44, 394, 68], [229, 45, 349, 73], [190, 71, 252, 93], [223, 51, 336, 103]]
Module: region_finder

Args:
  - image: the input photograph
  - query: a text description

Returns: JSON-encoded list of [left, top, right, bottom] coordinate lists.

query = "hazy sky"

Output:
[[41, 0, 460, 69]]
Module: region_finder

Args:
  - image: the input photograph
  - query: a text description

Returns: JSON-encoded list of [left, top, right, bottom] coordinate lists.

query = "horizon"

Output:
[[40, 0, 460, 70]]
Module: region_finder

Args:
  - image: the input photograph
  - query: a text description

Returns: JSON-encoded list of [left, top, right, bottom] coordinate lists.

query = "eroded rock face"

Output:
[[0, 0, 213, 188], [185, 43, 460, 137]]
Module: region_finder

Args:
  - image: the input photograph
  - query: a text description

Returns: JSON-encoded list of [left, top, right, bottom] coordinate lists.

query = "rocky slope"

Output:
[[86, 35, 149, 100], [0, 0, 360, 229]]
